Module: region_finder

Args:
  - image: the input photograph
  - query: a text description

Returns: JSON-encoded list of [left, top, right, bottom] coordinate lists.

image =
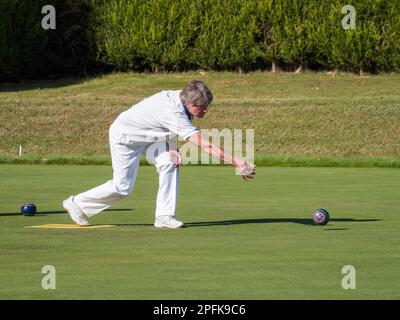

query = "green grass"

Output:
[[1, 71, 400, 166], [2, 154, 400, 168], [1, 164, 400, 299]]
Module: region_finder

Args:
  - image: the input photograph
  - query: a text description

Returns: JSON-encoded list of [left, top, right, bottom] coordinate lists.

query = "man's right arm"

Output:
[[187, 132, 255, 180]]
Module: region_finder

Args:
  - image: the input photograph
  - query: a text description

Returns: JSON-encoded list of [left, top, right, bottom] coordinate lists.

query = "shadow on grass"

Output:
[[0, 78, 83, 92], [113, 217, 381, 228], [184, 218, 382, 228], [0, 208, 132, 217], [3, 210, 382, 229]]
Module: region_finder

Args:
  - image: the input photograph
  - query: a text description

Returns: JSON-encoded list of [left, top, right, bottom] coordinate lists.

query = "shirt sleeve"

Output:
[[161, 110, 199, 140]]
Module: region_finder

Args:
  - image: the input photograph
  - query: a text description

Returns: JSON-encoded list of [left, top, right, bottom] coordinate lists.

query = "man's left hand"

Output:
[[169, 150, 183, 167]]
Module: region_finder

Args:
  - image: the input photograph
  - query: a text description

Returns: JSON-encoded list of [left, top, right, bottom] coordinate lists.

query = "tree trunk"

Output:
[[294, 65, 303, 74], [271, 61, 276, 73]]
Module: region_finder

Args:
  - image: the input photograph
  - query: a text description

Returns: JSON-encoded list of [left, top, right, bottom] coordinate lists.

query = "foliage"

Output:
[[0, 0, 95, 81], [1, 0, 400, 81]]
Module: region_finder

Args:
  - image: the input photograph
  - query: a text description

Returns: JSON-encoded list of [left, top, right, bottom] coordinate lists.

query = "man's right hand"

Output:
[[235, 160, 256, 181]]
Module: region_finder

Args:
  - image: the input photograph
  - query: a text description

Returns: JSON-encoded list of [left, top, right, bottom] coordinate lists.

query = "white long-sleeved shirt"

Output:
[[110, 90, 199, 143]]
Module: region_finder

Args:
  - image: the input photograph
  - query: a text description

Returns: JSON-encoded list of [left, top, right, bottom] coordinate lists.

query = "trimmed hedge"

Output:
[[90, 0, 400, 73], [1, 0, 400, 81], [0, 0, 95, 82]]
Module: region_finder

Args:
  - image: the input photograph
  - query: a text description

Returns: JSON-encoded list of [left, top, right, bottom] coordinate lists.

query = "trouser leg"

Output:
[[74, 135, 145, 217], [152, 143, 180, 218]]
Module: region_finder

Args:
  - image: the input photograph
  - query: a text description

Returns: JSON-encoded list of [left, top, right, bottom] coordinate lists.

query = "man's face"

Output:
[[186, 102, 208, 118]]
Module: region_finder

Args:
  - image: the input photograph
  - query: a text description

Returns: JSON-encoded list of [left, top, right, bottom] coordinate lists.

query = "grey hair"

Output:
[[180, 80, 213, 107]]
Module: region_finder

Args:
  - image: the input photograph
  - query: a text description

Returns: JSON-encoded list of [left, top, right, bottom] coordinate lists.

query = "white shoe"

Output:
[[62, 196, 90, 226], [154, 215, 184, 229]]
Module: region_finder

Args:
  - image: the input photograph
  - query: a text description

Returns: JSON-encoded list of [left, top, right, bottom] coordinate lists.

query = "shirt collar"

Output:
[[182, 103, 194, 121]]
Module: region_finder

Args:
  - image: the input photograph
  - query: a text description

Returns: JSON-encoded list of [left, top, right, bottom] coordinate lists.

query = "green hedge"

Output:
[[0, 0, 94, 82], [1, 0, 400, 81], [89, 0, 400, 73]]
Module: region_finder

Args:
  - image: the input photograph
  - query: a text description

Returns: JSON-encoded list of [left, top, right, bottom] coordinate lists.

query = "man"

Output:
[[63, 80, 255, 229]]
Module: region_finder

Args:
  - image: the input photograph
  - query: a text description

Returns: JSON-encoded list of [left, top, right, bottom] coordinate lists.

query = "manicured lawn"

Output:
[[1, 164, 399, 299]]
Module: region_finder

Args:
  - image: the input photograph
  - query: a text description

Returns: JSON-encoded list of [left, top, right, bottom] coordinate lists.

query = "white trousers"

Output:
[[73, 130, 179, 218]]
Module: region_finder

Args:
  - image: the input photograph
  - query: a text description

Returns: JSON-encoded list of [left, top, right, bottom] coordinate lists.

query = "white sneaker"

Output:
[[62, 196, 90, 226], [154, 215, 184, 229]]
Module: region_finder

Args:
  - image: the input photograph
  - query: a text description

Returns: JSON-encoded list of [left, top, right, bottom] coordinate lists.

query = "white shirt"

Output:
[[110, 90, 199, 143]]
